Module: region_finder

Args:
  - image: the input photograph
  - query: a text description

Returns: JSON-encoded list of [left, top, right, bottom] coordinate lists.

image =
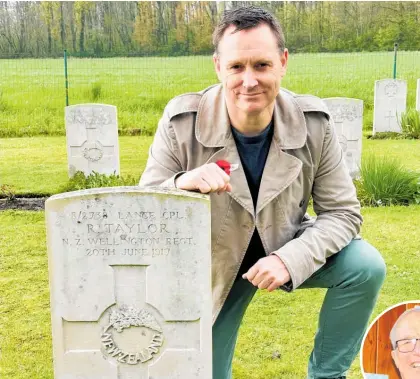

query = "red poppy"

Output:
[[216, 160, 232, 175]]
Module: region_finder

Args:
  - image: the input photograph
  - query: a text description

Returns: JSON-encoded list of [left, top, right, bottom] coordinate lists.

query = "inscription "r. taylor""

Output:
[[87, 223, 170, 234]]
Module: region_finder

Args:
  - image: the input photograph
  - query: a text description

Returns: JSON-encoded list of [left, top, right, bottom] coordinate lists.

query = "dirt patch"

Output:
[[0, 198, 47, 211]]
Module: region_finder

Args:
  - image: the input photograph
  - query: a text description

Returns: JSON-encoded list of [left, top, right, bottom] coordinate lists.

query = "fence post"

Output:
[[64, 50, 69, 106], [393, 43, 398, 79]]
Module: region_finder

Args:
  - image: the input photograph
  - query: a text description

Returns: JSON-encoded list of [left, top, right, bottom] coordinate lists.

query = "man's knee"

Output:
[[340, 239, 386, 289]]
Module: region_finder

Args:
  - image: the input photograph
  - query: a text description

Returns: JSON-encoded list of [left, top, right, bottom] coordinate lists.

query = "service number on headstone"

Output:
[[65, 104, 120, 177], [323, 98, 363, 178], [46, 187, 212, 379], [373, 79, 407, 134]]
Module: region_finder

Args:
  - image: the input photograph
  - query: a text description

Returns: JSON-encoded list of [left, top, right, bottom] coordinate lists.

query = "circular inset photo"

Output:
[[361, 301, 420, 379]]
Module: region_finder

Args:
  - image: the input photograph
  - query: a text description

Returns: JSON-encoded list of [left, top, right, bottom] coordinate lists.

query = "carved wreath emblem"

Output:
[[101, 306, 164, 365], [385, 82, 398, 97], [82, 141, 104, 162]]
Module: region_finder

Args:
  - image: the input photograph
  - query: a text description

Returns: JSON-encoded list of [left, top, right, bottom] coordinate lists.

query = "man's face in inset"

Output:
[[213, 23, 288, 116], [392, 312, 420, 379]]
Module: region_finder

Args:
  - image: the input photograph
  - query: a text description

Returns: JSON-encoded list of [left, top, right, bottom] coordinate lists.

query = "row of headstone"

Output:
[[46, 187, 212, 378], [64, 78, 420, 181], [323, 78, 420, 179], [64, 100, 365, 179]]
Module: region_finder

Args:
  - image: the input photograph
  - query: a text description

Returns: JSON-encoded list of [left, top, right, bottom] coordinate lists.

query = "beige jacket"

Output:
[[139, 84, 362, 323]]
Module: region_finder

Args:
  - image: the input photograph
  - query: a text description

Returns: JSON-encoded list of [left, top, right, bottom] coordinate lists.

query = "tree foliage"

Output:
[[0, 1, 419, 58]]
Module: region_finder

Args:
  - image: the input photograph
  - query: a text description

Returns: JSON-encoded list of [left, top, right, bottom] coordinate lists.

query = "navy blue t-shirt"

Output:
[[231, 121, 274, 280]]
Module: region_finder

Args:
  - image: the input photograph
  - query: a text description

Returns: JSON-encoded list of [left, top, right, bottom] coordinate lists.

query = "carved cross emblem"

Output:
[[67, 107, 115, 163], [385, 110, 396, 128], [62, 265, 199, 378]]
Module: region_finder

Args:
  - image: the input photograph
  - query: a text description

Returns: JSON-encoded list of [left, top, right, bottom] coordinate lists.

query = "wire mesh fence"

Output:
[[0, 51, 419, 137]]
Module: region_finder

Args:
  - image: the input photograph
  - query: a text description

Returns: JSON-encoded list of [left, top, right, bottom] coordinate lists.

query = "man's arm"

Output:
[[242, 116, 362, 291], [139, 111, 231, 193], [139, 112, 185, 188], [271, 118, 362, 290]]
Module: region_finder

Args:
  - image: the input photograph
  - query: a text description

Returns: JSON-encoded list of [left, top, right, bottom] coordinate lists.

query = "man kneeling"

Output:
[[140, 6, 386, 379]]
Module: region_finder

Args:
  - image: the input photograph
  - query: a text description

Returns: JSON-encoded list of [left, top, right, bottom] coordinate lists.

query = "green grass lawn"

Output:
[[1, 52, 419, 137], [1, 136, 419, 197], [1, 205, 419, 378], [0, 136, 152, 196]]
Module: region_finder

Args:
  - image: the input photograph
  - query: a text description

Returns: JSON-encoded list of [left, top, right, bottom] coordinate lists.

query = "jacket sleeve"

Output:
[[272, 117, 363, 290], [139, 110, 185, 188]]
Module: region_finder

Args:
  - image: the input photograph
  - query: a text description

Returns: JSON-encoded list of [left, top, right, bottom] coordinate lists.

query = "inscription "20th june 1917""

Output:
[[84, 248, 171, 257]]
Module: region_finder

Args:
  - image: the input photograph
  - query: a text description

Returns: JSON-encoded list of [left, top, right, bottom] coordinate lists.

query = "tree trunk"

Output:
[[79, 7, 85, 53], [60, 2, 66, 48], [19, 5, 26, 54]]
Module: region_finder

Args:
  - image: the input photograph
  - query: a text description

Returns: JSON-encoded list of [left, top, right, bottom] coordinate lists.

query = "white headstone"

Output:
[[65, 104, 120, 177], [323, 98, 363, 179], [416, 79, 420, 111], [46, 187, 212, 379], [373, 79, 407, 134]]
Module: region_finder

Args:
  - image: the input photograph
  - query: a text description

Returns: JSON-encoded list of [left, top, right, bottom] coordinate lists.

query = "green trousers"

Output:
[[212, 239, 386, 379]]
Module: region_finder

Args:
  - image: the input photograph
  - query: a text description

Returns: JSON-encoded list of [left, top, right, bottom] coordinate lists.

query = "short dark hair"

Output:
[[212, 6, 285, 54]]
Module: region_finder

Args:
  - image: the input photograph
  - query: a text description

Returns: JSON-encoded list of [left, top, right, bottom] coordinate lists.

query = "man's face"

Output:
[[392, 312, 420, 379], [213, 23, 288, 116]]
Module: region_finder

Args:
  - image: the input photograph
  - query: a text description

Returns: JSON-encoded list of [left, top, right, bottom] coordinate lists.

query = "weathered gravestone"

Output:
[[323, 98, 363, 178], [417, 79, 420, 111], [46, 187, 212, 379], [373, 79, 407, 134], [65, 104, 120, 177]]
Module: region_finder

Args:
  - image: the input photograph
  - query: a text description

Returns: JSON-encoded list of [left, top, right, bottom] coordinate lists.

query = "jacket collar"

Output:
[[195, 84, 307, 150]]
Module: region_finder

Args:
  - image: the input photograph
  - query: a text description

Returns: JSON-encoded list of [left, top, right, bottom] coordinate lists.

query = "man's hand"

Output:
[[175, 163, 232, 194], [242, 255, 291, 292]]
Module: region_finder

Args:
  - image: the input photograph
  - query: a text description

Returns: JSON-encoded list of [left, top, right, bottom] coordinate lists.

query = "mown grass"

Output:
[[0, 52, 419, 137], [1, 206, 419, 378], [0, 136, 153, 196], [1, 136, 419, 197]]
